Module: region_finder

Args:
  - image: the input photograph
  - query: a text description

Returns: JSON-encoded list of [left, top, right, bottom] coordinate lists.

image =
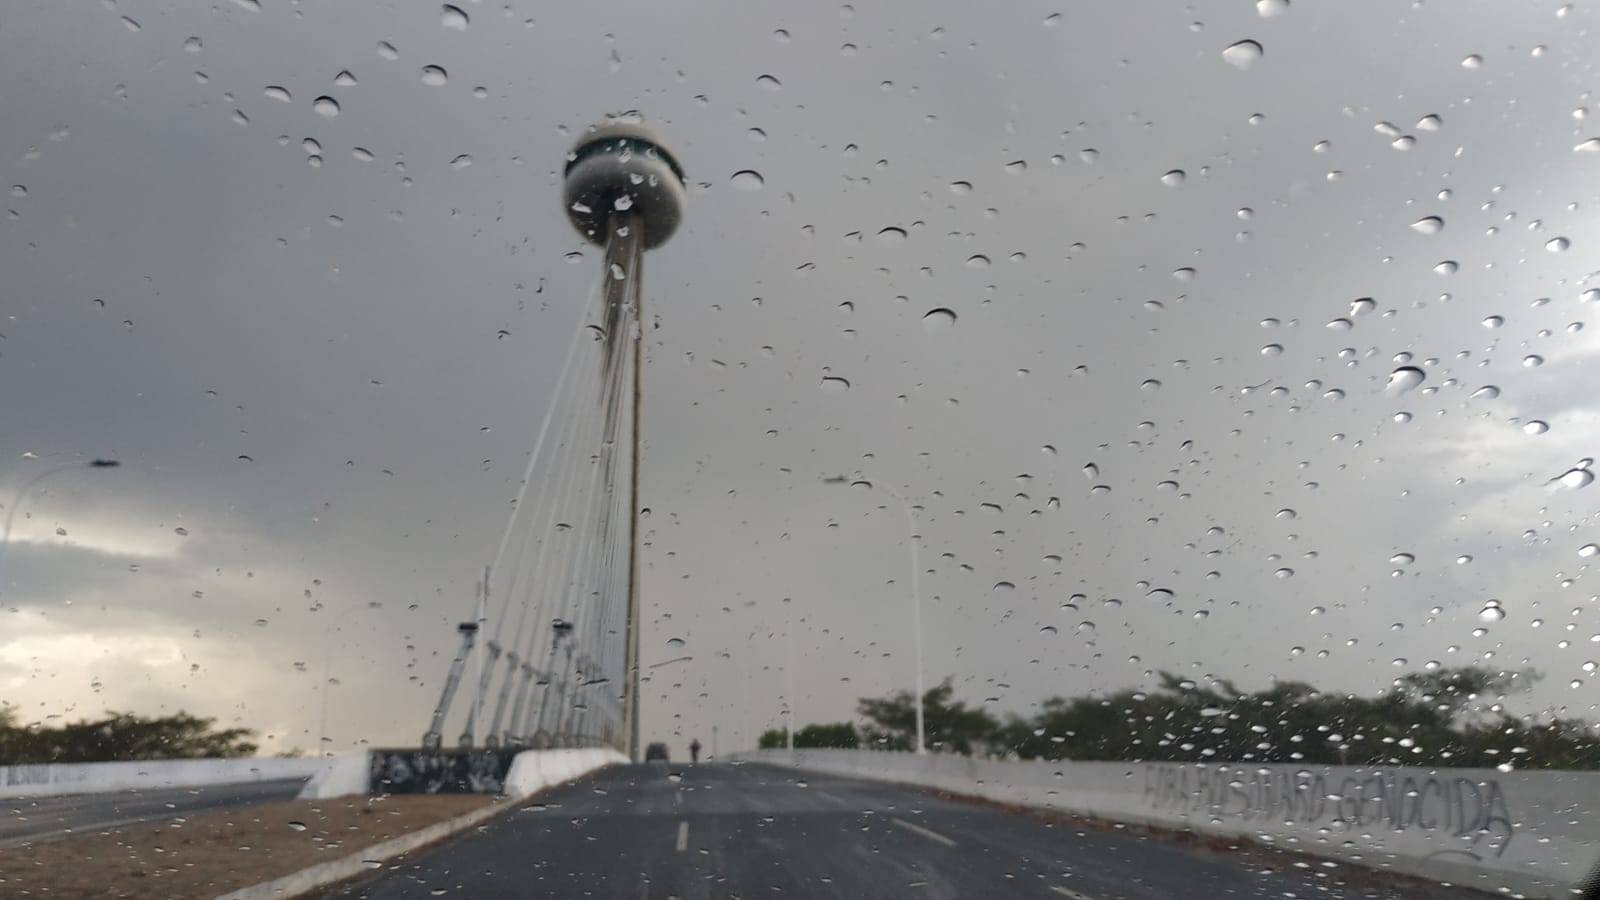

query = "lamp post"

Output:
[[0, 457, 121, 579], [822, 475, 926, 754]]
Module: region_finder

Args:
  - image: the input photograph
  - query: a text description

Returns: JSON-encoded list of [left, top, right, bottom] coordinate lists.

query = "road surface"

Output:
[[325, 762, 1474, 899], [0, 778, 308, 848]]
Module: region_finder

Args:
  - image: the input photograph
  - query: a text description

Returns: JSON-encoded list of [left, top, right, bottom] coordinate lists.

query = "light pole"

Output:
[[822, 475, 926, 755], [0, 457, 121, 579]]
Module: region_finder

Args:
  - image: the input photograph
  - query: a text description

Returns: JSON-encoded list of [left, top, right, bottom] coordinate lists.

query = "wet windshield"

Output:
[[2, 2, 1598, 898]]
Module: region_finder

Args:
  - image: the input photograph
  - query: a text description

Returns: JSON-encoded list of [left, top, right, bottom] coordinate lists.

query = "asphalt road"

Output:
[[326, 762, 1475, 899], [0, 777, 308, 848]]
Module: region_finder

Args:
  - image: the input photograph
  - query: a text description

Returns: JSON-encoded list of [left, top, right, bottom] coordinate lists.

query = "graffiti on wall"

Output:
[[1141, 764, 1515, 857], [368, 749, 518, 795]]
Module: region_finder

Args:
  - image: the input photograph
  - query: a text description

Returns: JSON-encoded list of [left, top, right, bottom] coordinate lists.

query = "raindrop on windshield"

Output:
[[1523, 420, 1549, 435], [1160, 169, 1186, 186], [441, 4, 468, 29], [264, 85, 292, 102], [730, 170, 764, 191], [756, 74, 782, 91], [421, 65, 448, 86], [1386, 366, 1425, 393], [1410, 216, 1443, 234], [922, 309, 956, 333], [1221, 40, 1263, 70], [312, 96, 340, 117], [819, 376, 850, 393]]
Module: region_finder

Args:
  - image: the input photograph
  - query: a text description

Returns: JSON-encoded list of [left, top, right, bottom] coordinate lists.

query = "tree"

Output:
[[0, 706, 258, 764], [756, 723, 860, 750], [857, 678, 998, 754]]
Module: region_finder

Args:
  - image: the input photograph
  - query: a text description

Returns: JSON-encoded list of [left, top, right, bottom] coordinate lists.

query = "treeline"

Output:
[[0, 706, 258, 765], [759, 666, 1600, 770]]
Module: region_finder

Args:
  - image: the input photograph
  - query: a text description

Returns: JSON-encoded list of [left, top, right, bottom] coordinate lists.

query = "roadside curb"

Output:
[[215, 764, 619, 900]]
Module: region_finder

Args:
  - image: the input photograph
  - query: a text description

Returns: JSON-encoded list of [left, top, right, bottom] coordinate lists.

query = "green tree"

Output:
[[0, 706, 258, 764], [757, 727, 788, 750], [857, 678, 998, 754]]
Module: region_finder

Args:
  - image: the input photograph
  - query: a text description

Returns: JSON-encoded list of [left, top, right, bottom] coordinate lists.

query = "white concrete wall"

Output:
[[734, 749, 1600, 899], [0, 756, 334, 798], [504, 748, 628, 798]]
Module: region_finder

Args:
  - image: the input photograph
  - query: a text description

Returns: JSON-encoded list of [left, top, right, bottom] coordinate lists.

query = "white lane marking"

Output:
[[890, 817, 956, 847], [1049, 885, 1096, 900], [675, 820, 689, 852]]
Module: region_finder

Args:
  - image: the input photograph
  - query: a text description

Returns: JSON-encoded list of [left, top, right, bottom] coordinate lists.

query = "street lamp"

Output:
[[821, 474, 926, 755], [0, 457, 121, 578]]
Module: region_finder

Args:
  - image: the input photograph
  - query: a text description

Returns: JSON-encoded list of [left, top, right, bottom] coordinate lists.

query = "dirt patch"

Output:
[[0, 794, 497, 899]]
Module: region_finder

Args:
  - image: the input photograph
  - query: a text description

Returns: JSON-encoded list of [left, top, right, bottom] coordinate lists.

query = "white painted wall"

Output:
[[503, 748, 628, 798], [0, 756, 336, 798], [734, 749, 1600, 899]]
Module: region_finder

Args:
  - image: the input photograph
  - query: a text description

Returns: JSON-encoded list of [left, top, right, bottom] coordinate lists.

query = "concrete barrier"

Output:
[[504, 748, 627, 798], [0, 756, 334, 799], [733, 749, 1600, 899]]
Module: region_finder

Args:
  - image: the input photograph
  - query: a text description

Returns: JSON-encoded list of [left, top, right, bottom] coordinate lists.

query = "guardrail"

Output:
[[734, 748, 1600, 899], [0, 756, 334, 798]]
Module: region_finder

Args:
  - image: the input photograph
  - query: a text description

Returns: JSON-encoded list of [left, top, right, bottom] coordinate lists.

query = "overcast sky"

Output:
[[3, 0, 1600, 759]]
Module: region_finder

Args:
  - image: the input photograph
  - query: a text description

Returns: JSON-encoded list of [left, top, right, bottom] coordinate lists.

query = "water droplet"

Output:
[[263, 85, 292, 102], [1387, 366, 1425, 393], [1256, 0, 1289, 16], [1523, 420, 1550, 435], [877, 226, 907, 243], [1478, 603, 1506, 622], [1082, 463, 1099, 480], [922, 308, 956, 333], [335, 70, 358, 86], [1433, 260, 1458, 275], [1547, 236, 1571, 252], [1410, 216, 1443, 235], [1039, 625, 1058, 636], [1577, 138, 1600, 153], [756, 74, 782, 91], [1221, 40, 1264, 70], [1325, 318, 1352, 331], [1522, 354, 1544, 368], [450, 154, 472, 169], [1393, 411, 1414, 424], [352, 147, 375, 162], [1390, 552, 1414, 565], [1004, 159, 1028, 174], [1557, 468, 1594, 489], [993, 581, 1015, 594], [1078, 148, 1100, 164], [420, 65, 448, 86], [949, 181, 972, 195], [1580, 544, 1600, 558], [440, 4, 468, 29], [666, 637, 686, 648], [377, 41, 400, 60], [820, 376, 850, 393], [1260, 343, 1283, 357], [312, 96, 340, 117], [1274, 567, 1294, 579], [730, 170, 764, 191], [1140, 379, 1162, 392], [1275, 508, 1297, 520], [1160, 169, 1186, 187], [966, 254, 991, 269], [1461, 54, 1483, 69], [287, 821, 308, 832]]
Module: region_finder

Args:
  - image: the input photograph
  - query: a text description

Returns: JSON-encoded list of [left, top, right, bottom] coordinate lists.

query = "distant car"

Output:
[[644, 742, 670, 762]]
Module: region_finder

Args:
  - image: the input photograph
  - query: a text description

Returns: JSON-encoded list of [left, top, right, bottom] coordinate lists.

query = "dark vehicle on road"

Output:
[[643, 742, 669, 763]]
